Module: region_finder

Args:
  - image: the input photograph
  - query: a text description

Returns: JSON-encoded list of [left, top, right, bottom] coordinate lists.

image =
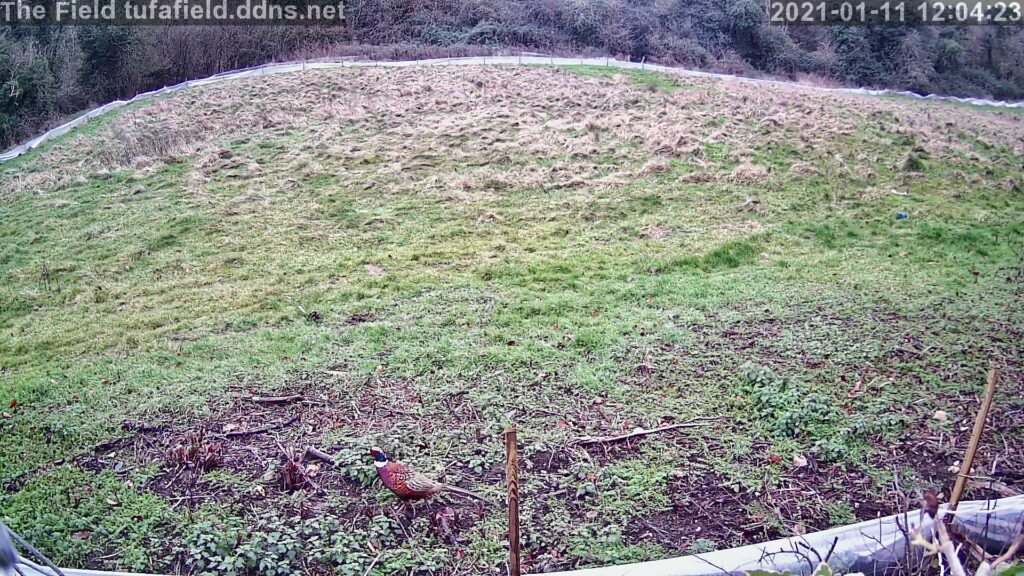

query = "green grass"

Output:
[[1, 65, 1022, 574], [559, 64, 691, 92]]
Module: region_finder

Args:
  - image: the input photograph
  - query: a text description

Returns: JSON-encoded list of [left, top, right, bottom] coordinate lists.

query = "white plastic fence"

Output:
[[1, 54, 1022, 164], [8, 495, 1024, 576]]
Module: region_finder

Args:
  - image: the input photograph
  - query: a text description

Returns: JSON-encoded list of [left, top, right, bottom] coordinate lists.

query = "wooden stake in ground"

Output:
[[505, 427, 520, 576], [949, 368, 999, 513]]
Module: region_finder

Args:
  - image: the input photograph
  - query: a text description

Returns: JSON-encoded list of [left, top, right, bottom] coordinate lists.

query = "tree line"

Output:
[[3, 0, 1024, 148]]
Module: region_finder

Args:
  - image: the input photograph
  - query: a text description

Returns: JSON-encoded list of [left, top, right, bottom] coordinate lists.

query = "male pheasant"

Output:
[[370, 448, 488, 503]]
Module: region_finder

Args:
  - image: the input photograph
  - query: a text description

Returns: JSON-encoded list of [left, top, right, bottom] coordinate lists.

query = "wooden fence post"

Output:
[[505, 427, 520, 576], [948, 368, 999, 513]]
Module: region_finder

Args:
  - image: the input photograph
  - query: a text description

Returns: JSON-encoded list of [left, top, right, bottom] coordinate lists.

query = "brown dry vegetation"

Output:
[[8, 66, 1023, 202]]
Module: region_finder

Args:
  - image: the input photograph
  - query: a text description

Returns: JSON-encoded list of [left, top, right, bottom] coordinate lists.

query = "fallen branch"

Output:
[[248, 394, 304, 405], [304, 446, 337, 465], [224, 415, 299, 438], [121, 420, 166, 433], [575, 418, 717, 445], [536, 488, 569, 501]]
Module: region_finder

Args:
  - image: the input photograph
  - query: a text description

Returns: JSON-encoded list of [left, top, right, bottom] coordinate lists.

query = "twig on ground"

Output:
[[641, 519, 670, 540], [575, 418, 717, 445], [121, 420, 165, 433], [798, 540, 822, 563], [536, 488, 568, 500], [224, 415, 299, 438], [363, 550, 383, 576], [962, 537, 993, 564], [248, 394, 304, 404], [691, 552, 731, 575], [968, 479, 1020, 498], [163, 465, 186, 488]]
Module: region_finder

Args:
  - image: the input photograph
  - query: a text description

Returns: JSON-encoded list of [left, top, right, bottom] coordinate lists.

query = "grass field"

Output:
[[1, 64, 1022, 575]]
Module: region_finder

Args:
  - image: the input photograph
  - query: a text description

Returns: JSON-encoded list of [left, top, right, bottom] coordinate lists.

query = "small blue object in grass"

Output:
[[896, 212, 908, 220]]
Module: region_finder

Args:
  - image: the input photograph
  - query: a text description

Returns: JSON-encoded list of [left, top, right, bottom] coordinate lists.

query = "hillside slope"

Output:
[[1, 65, 1022, 574]]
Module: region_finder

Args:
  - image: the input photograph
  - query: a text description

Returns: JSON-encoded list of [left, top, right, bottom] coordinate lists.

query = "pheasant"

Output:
[[370, 447, 488, 503]]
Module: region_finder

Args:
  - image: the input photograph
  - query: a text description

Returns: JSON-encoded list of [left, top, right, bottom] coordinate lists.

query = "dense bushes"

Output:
[[2, 0, 1024, 148]]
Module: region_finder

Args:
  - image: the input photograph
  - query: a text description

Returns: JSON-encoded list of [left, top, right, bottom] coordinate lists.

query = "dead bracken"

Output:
[[168, 429, 224, 471]]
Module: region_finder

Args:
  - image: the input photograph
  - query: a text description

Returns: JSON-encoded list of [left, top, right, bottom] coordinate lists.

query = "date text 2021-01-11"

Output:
[[769, 1, 1022, 24]]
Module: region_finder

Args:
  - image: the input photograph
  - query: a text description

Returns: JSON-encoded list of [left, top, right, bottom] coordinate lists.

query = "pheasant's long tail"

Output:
[[441, 484, 491, 504]]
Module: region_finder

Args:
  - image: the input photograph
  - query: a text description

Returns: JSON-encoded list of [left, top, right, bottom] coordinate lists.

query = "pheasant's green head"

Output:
[[369, 447, 388, 463]]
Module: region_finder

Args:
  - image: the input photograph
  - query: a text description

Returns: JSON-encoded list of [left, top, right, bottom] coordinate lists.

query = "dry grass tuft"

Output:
[[679, 171, 718, 184], [739, 197, 769, 216], [639, 158, 670, 175], [789, 161, 819, 176], [729, 162, 770, 184], [639, 225, 669, 240]]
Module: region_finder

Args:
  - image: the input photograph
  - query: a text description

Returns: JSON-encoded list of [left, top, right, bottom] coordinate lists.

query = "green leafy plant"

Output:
[[332, 448, 377, 486], [738, 362, 835, 438], [688, 538, 718, 554], [184, 510, 414, 576], [737, 363, 907, 463]]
